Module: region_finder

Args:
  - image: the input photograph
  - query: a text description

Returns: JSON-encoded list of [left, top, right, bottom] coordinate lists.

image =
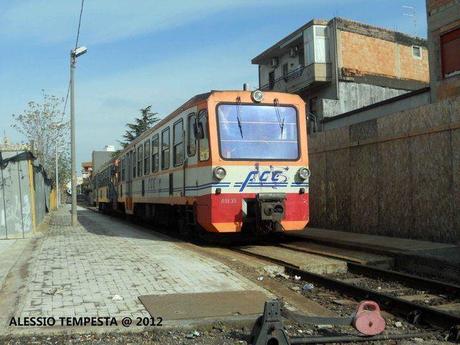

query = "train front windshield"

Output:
[[217, 104, 299, 160]]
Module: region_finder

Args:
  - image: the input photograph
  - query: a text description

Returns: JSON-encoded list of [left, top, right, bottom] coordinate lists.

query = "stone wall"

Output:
[[308, 97, 460, 243]]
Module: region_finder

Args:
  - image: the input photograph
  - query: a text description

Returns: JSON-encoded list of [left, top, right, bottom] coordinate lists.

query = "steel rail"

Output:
[[279, 243, 460, 297], [347, 262, 460, 298], [290, 332, 435, 344], [231, 248, 460, 330], [285, 266, 460, 330]]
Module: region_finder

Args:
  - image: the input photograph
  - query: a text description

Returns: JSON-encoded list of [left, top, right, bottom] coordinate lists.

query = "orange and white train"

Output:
[[92, 90, 310, 236]]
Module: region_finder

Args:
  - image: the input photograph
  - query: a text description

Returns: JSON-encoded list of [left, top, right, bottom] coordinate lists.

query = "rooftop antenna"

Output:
[[402, 5, 417, 37]]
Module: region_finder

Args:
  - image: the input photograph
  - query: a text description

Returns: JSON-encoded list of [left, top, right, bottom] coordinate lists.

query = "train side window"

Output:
[[173, 119, 184, 166], [144, 140, 150, 175], [137, 145, 143, 176], [152, 135, 159, 172], [120, 157, 126, 182], [161, 128, 170, 170], [132, 150, 136, 178], [187, 113, 196, 156], [198, 110, 209, 161]]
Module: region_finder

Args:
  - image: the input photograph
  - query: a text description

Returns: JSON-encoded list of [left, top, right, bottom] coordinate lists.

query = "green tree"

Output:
[[11, 90, 70, 188], [119, 106, 160, 148]]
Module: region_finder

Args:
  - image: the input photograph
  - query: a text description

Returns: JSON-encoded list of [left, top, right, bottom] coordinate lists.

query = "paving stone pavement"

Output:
[[15, 206, 263, 321]]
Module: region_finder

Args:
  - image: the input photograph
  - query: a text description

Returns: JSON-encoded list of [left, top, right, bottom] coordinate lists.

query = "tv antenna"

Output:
[[402, 5, 417, 37]]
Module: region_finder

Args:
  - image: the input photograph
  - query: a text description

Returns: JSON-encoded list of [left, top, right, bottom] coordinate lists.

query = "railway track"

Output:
[[231, 244, 460, 341], [84, 205, 460, 341]]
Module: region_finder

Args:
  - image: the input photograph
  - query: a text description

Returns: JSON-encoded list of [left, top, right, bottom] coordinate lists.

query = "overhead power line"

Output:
[[62, 0, 85, 117]]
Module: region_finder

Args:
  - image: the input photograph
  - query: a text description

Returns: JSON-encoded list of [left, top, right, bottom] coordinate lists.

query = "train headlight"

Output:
[[213, 166, 227, 180], [251, 90, 264, 103], [298, 167, 310, 180]]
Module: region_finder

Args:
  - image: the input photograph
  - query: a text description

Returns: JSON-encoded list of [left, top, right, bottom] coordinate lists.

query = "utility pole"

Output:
[[55, 141, 59, 208], [70, 46, 87, 226], [70, 52, 77, 225]]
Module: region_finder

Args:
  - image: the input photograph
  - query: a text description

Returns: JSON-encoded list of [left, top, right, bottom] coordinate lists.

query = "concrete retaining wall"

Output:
[[308, 97, 460, 243]]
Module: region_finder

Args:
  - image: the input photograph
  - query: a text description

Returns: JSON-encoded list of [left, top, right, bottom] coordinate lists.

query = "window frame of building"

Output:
[[441, 27, 460, 79], [161, 127, 170, 170], [151, 134, 159, 173], [198, 110, 210, 162], [412, 45, 422, 59], [282, 63, 289, 79], [268, 71, 275, 90], [187, 113, 197, 157], [144, 140, 150, 175], [173, 119, 184, 167]]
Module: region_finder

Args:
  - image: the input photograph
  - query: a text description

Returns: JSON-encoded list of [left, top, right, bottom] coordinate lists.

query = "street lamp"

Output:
[[70, 46, 87, 226]]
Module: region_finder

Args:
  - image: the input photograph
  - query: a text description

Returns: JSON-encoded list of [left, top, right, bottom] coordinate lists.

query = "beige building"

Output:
[[426, 0, 460, 101], [252, 18, 429, 129]]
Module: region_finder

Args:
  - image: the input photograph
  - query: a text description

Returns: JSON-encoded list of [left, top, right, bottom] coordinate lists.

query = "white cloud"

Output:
[[0, 0, 303, 45], [69, 35, 259, 160]]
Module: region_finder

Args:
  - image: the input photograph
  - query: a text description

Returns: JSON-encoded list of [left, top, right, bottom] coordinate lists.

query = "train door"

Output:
[[185, 112, 198, 197], [126, 150, 134, 214]]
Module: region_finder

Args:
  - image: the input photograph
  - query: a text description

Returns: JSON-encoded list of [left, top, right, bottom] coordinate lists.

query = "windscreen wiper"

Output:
[[274, 99, 284, 137], [237, 114, 244, 138], [236, 97, 243, 138]]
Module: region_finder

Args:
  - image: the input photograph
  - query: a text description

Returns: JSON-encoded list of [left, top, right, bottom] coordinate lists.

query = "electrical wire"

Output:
[[62, 0, 85, 117], [74, 0, 85, 49]]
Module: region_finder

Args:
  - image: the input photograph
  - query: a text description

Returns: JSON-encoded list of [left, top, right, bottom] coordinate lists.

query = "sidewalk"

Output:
[[1, 205, 268, 335], [293, 228, 460, 282]]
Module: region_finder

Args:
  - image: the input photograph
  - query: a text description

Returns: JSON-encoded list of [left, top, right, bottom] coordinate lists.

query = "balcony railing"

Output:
[[260, 65, 306, 91], [260, 63, 331, 92]]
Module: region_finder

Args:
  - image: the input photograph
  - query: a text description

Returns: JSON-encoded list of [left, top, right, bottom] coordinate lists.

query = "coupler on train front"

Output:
[[254, 193, 286, 234]]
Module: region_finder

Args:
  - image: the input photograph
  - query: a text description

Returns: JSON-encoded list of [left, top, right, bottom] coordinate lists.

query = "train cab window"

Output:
[[173, 120, 184, 166], [161, 128, 170, 170], [198, 110, 209, 161], [152, 135, 159, 173], [144, 140, 150, 175], [132, 150, 136, 178], [137, 145, 143, 176], [187, 113, 196, 156]]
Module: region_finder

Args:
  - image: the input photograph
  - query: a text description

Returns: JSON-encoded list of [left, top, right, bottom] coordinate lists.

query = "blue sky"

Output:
[[0, 0, 427, 171]]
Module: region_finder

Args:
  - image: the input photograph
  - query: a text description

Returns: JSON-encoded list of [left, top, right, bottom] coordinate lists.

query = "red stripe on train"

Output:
[[195, 192, 309, 233]]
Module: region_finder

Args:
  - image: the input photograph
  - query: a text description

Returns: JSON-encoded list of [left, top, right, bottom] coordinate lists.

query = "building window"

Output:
[[144, 140, 150, 175], [282, 63, 289, 78], [137, 145, 143, 176], [308, 97, 319, 133], [198, 110, 209, 161], [268, 71, 275, 90], [173, 120, 184, 166], [187, 113, 196, 156], [441, 28, 460, 79], [151, 135, 159, 173], [412, 45, 422, 59], [161, 128, 170, 170], [298, 48, 305, 66]]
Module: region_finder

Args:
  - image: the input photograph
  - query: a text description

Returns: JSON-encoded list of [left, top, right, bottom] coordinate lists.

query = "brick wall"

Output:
[[308, 97, 460, 243], [340, 30, 429, 83], [428, 0, 456, 12]]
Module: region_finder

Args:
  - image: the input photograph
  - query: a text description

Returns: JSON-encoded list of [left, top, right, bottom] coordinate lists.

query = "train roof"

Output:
[[93, 89, 302, 173], [125, 91, 212, 149]]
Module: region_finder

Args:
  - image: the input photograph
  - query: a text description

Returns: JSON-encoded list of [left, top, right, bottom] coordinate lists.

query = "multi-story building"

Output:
[[252, 17, 429, 129], [426, 0, 460, 101]]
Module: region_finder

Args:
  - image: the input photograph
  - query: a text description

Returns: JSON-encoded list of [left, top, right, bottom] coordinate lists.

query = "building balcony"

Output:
[[260, 63, 332, 93]]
